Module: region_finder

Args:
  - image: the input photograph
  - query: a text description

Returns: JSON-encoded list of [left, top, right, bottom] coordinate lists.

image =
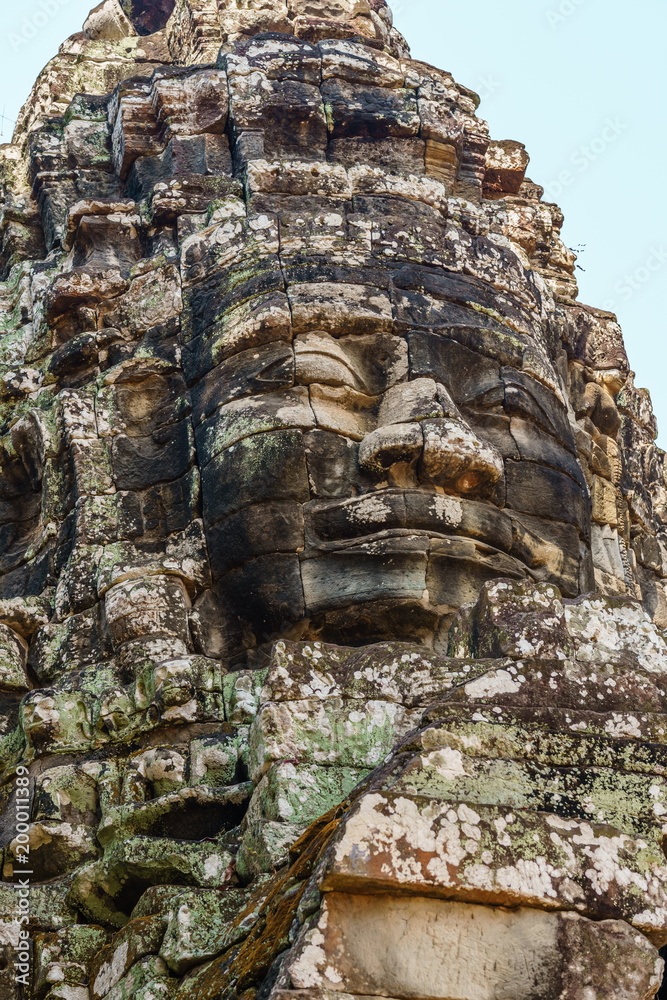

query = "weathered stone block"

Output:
[[246, 761, 368, 825], [159, 887, 251, 973], [320, 789, 667, 937], [301, 544, 428, 614], [105, 576, 191, 649], [90, 917, 166, 1000], [206, 502, 305, 577], [202, 430, 310, 525], [0, 624, 28, 690], [249, 698, 421, 782], [287, 894, 663, 1000]]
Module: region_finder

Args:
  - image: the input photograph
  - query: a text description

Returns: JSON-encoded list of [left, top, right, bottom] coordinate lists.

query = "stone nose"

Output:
[[359, 377, 504, 496]]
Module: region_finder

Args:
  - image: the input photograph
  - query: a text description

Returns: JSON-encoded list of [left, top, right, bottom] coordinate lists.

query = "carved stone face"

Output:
[[189, 250, 590, 653], [0, 22, 601, 662]]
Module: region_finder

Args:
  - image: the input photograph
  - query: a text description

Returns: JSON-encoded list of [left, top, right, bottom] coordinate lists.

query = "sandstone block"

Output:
[[320, 790, 667, 938], [287, 893, 663, 1000], [104, 576, 191, 648], [249, 698, 421, 782], [159, 887, 251, 973]]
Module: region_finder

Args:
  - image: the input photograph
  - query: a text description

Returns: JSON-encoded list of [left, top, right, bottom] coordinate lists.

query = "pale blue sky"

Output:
[[2, 0, 665, 443]]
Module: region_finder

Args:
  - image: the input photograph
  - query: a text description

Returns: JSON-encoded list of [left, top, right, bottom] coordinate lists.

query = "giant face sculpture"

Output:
[[2, 10, 646, 665], [146, 31, 591, 656], [191, 255, 588, 653], [2, 4, 667, 1000]]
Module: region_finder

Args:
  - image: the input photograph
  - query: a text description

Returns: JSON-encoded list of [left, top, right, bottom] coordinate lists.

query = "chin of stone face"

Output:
[[0, 2, 666, 1000]]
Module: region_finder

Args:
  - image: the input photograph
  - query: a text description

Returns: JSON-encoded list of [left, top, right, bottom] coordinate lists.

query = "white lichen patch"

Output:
[[422, 748, 468, 781], [604, 714, 642, 739], [93, 941, 128, 998], [428, 494, 463, 526], [464, 670, 521, 699]]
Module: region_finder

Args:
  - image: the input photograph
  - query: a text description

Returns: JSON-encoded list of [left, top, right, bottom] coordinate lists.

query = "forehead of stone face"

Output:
[[186, 255, 564, 433]]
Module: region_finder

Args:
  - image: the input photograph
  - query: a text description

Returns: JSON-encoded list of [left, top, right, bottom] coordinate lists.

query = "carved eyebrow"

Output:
[[461, 378, 564, 439], [503, 382, 564, 437], [455, 384, 505, 408]]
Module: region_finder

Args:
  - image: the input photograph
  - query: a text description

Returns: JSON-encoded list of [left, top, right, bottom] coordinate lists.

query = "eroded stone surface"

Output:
[[1, 1, 667, 999], [288, 894, 662, 1000]]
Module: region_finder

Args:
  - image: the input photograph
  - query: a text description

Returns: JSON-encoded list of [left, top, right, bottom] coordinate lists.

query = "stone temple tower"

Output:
[[1, 2, 667, 998]]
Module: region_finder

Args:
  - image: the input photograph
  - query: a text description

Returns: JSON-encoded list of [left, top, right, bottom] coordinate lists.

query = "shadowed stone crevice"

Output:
[[660, 947, 667, 1000], [120, 0, 176, 34]]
